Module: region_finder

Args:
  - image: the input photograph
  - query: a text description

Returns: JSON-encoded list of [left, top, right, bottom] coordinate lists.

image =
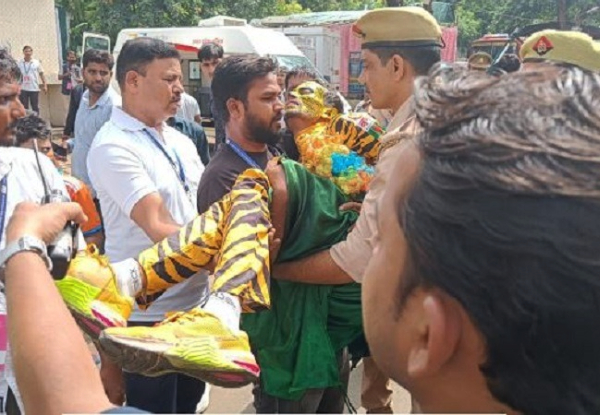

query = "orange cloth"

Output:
[[63, 175, 102, 236]]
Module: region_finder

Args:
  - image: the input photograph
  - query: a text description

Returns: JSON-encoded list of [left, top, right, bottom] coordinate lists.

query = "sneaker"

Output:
[[98, 308, 260, 388], [196, 383, 210, 413], [56, 245, 134, 338]]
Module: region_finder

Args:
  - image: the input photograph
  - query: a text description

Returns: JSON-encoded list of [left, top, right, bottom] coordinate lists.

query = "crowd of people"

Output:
[[1, 5, 600, 415]]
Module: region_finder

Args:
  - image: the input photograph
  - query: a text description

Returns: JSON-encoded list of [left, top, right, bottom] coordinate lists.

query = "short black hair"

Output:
[[403, 63, 600, 414], [0, 48, 21, 84], [284, 67, 320, 90], [82, 49, 114, 70], [495, 53, 521, 73], [212, 56, 278, 123], [22, 45, 32, 52], [14, 113, 51, 146], [369, 45, 441, 76], [116, 37, 180, 89], [197, 43, 223, 62]]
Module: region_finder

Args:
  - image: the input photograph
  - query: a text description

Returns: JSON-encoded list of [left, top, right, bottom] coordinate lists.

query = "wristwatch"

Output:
[[0, 236, 52, 278]]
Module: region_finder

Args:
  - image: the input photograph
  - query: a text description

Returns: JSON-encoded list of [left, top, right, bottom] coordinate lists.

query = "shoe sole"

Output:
[[98, 331, 259, 388], [56, 277, 128, 339]]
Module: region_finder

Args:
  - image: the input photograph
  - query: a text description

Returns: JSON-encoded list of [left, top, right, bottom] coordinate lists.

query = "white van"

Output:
[[111, 20, 317, 117]]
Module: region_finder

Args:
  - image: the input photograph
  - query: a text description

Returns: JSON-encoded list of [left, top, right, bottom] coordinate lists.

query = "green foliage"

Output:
[[58, 0, 600, 55], [454, 0, 600, 55], [275, 0, 308, 15]]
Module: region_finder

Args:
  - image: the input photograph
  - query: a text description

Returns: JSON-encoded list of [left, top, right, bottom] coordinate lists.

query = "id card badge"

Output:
[[66, 81, 73, 91], [22, 74, 32, 84]]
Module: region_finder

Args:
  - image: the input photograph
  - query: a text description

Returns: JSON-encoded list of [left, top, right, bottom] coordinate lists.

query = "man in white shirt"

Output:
[[86, 37, 207, 414], [176, 91, 201, 123], [0, 47, 70, 414], [17, 46, 47, 114]]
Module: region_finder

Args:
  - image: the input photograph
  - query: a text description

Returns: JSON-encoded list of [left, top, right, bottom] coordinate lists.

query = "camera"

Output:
[[41, 190, 79, 279]]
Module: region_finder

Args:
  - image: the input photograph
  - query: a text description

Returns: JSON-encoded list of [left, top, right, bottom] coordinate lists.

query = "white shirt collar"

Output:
[[110, 106, 171, 139]]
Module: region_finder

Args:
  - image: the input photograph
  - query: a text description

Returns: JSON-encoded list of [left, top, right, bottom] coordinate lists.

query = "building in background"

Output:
[[0, 0, 68, 126], [253, 4, 458, 100]]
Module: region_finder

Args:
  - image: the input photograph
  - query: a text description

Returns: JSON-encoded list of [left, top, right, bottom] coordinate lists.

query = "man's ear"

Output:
[[406, 292, 461, 378], [227, 98, 244, 120], [390, 54, 406, 82], [125, 70, 139, 93]]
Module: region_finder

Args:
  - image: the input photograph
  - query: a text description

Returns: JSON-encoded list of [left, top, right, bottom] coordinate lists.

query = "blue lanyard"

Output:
[[143, 129, 189, 193], [0, 176, 8, 241], [226, 139, 261, 169]]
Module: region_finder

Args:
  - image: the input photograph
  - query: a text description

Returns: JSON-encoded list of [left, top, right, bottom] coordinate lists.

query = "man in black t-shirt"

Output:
[[196, 56, 283, 214]]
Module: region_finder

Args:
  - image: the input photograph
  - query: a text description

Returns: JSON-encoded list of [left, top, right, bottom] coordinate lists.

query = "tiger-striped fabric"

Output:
[[295, 113, 383, 170], [136, 169, 272, 311], [327, 113, 383, 162]]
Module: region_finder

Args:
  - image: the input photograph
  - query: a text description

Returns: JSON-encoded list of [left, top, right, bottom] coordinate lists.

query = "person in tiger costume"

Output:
[[56, 77, 382, 407]]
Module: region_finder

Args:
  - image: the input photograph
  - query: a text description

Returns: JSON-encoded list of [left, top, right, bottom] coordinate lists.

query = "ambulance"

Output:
[[112, 16, 316, 117]]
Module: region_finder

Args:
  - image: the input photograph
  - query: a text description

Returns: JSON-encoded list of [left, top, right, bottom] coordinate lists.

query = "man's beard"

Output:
[[0, 121, 18, 147], [0, 136, 15, 147], [245, 113, 281, 147], [86, 81, 109, 95]]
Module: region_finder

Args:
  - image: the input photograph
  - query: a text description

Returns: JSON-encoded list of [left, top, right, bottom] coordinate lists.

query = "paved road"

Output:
[[206, 360, 412, 414]]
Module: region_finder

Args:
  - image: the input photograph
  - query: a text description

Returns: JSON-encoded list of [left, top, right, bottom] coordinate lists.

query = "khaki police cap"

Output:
[[468, 52, 493, 70], [352, 7, 443, 50], [520, 29, 600, 72]]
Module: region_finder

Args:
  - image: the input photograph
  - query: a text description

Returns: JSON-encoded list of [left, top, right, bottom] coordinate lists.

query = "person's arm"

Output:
[[193, 99, 202, 124], [88, 143, 181, 243], [58, 66, 67, 80], [194, 123, 211, 167], [274, 250, 353, 285], [265, 159, 287, 261], [3, 202, 115, 415], [130, 193, 181, 242], [275, 181, 378, 285], [63, 85, 80, 137], [38, 64, 47, 94], [74, 65, 83, 83]]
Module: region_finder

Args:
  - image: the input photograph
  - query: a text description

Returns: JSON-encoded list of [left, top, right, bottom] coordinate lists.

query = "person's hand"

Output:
[[268, 227, 282, 266], [42, 84, 48, 94], [99, 355, 126, 406], [339, 202, 362, 214], [265, 158, 287, 265], [6, 202, 86, 245], [265, 158, 286, 193]]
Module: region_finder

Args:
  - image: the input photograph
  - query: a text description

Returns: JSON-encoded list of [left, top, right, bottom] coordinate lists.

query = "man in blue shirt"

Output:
[[72, 49, 120, 197]]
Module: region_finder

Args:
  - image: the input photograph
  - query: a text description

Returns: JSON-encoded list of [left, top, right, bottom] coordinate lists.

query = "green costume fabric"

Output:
[[242, 159, 364, 400]]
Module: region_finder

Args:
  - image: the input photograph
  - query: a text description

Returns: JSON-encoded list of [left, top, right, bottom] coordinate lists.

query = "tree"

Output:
[[58, 0, 600, 53], [557, 0, 568, 29], [453, 0, 600, 53]]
